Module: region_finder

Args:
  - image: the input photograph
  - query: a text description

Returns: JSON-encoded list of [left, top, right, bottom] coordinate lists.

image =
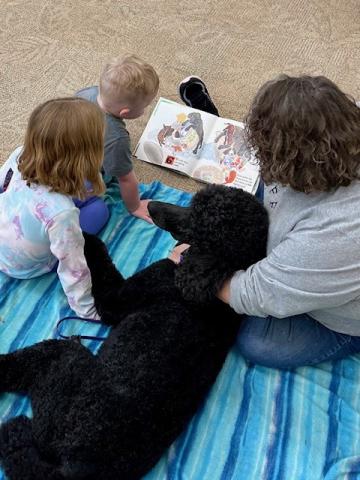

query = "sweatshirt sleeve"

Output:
[[229, 223, 360, 318], [47, 209, 100, 320]]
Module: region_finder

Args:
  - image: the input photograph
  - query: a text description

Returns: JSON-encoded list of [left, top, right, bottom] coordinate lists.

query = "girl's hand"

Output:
[[168, 243, 190, 264]]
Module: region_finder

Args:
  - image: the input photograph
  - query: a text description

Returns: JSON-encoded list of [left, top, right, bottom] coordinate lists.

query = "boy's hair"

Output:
[[19, 97, 105, 199], [246, 75, 360, 192], [99, 54, 159, 105]]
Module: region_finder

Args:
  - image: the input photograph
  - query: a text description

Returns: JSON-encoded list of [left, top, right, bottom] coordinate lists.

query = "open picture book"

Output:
[[134, 98, 260, 194]]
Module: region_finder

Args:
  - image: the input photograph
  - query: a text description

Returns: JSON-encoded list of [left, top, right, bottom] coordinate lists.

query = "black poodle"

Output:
[[0, 184, 268, 480]]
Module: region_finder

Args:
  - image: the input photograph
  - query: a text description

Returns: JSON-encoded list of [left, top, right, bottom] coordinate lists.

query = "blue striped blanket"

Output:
[[1, 181, 360, 480]]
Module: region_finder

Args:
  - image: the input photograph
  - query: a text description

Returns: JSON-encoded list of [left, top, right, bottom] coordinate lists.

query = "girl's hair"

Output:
[[99, 54, 159, 105], [18, 97, 105, 199], [246, 75, 360, 192]]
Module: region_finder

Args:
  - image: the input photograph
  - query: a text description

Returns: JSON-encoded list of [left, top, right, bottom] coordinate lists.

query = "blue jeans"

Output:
[[238, 180, 360, 369], [236, 314, 360, 369]]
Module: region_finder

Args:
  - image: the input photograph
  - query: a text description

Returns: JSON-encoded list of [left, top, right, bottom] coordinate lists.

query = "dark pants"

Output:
[[236, 313, 360, 368], [73, 196, 109, 234]]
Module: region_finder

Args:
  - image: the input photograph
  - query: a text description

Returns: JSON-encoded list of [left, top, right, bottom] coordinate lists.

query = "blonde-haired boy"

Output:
[[76, 54, 159, 222]]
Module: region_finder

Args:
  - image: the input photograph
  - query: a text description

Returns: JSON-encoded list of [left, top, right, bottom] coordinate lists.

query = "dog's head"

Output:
[[148, 184, 268, 303]]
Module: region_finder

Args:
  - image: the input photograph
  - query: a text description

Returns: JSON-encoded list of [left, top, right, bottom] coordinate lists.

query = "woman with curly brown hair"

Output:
[[177, 75, 360, 368]]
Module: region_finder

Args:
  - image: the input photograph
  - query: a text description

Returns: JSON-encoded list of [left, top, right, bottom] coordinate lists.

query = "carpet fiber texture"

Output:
[[1, 0, 360, 192]]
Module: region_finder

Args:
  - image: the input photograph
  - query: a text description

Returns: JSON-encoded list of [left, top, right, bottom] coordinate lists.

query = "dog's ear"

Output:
[[148, 201, 193, 243], [174, 250, 230, 304]]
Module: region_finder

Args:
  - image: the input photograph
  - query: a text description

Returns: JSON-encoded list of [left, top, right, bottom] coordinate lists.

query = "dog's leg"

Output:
[[0, 416, 63, 480], [0, 417, 139, 480], [83, 233, 166, 327], [83, 233, 179, 327], [175, 251, 230, 304], [83, 232, 124, 292], [83, 233, 129, 324], [0, 339, 89, 394]]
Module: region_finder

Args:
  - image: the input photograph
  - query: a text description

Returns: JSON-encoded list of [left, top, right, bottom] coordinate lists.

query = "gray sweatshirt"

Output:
[[229, 181, 360, 335]]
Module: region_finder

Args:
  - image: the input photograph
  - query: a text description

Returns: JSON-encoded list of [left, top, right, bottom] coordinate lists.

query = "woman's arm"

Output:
[[226, 225, 360, 318]]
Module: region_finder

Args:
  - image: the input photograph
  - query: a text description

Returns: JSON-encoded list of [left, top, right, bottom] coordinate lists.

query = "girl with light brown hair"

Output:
[[0, 97, 108, 319]]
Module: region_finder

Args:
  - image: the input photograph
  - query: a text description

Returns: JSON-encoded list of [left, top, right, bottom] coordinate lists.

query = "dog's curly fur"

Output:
[[0, 184, 268, 480]]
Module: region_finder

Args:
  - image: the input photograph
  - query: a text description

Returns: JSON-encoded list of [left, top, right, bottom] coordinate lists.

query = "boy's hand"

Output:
[[131, 199, 154, 224]]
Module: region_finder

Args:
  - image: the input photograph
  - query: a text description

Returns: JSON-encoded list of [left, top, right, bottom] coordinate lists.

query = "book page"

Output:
[[190, 117, 260, 194], [134, 98, 218, 176]]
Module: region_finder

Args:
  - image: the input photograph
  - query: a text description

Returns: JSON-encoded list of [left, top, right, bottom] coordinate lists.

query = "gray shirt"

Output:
[[75, 86, 133, 177], [230, 181, 360, 335]]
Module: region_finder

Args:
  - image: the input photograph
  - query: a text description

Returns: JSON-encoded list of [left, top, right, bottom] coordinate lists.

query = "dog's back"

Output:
[[96, 257, 241, 477]]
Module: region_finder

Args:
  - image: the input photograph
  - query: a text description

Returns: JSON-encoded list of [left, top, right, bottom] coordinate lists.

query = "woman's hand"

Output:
[[168, 243, 190, 264], [216, 278, 231, 304], [168, 245, 232, 304]]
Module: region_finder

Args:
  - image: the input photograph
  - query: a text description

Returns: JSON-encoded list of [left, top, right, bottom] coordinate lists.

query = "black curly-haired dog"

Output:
[[0, 184, 268, 480]]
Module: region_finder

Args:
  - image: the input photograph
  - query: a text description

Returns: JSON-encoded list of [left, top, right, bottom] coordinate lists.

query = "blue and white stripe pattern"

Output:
[[1, 181, 360, 480]]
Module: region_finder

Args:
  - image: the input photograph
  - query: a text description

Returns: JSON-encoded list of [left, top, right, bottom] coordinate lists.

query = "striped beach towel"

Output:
[[1, 181, 360, 480]]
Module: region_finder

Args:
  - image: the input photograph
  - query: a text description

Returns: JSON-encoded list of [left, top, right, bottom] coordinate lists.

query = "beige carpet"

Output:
[[1, 0, 360, 192]]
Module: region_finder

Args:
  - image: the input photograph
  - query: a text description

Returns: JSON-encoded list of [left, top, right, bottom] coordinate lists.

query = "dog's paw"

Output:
[[174, 255, 220, 304], [0, 416, 32, 457]]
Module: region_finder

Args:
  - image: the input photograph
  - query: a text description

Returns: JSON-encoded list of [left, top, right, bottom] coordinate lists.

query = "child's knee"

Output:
[[79, 198, 109, 234]]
